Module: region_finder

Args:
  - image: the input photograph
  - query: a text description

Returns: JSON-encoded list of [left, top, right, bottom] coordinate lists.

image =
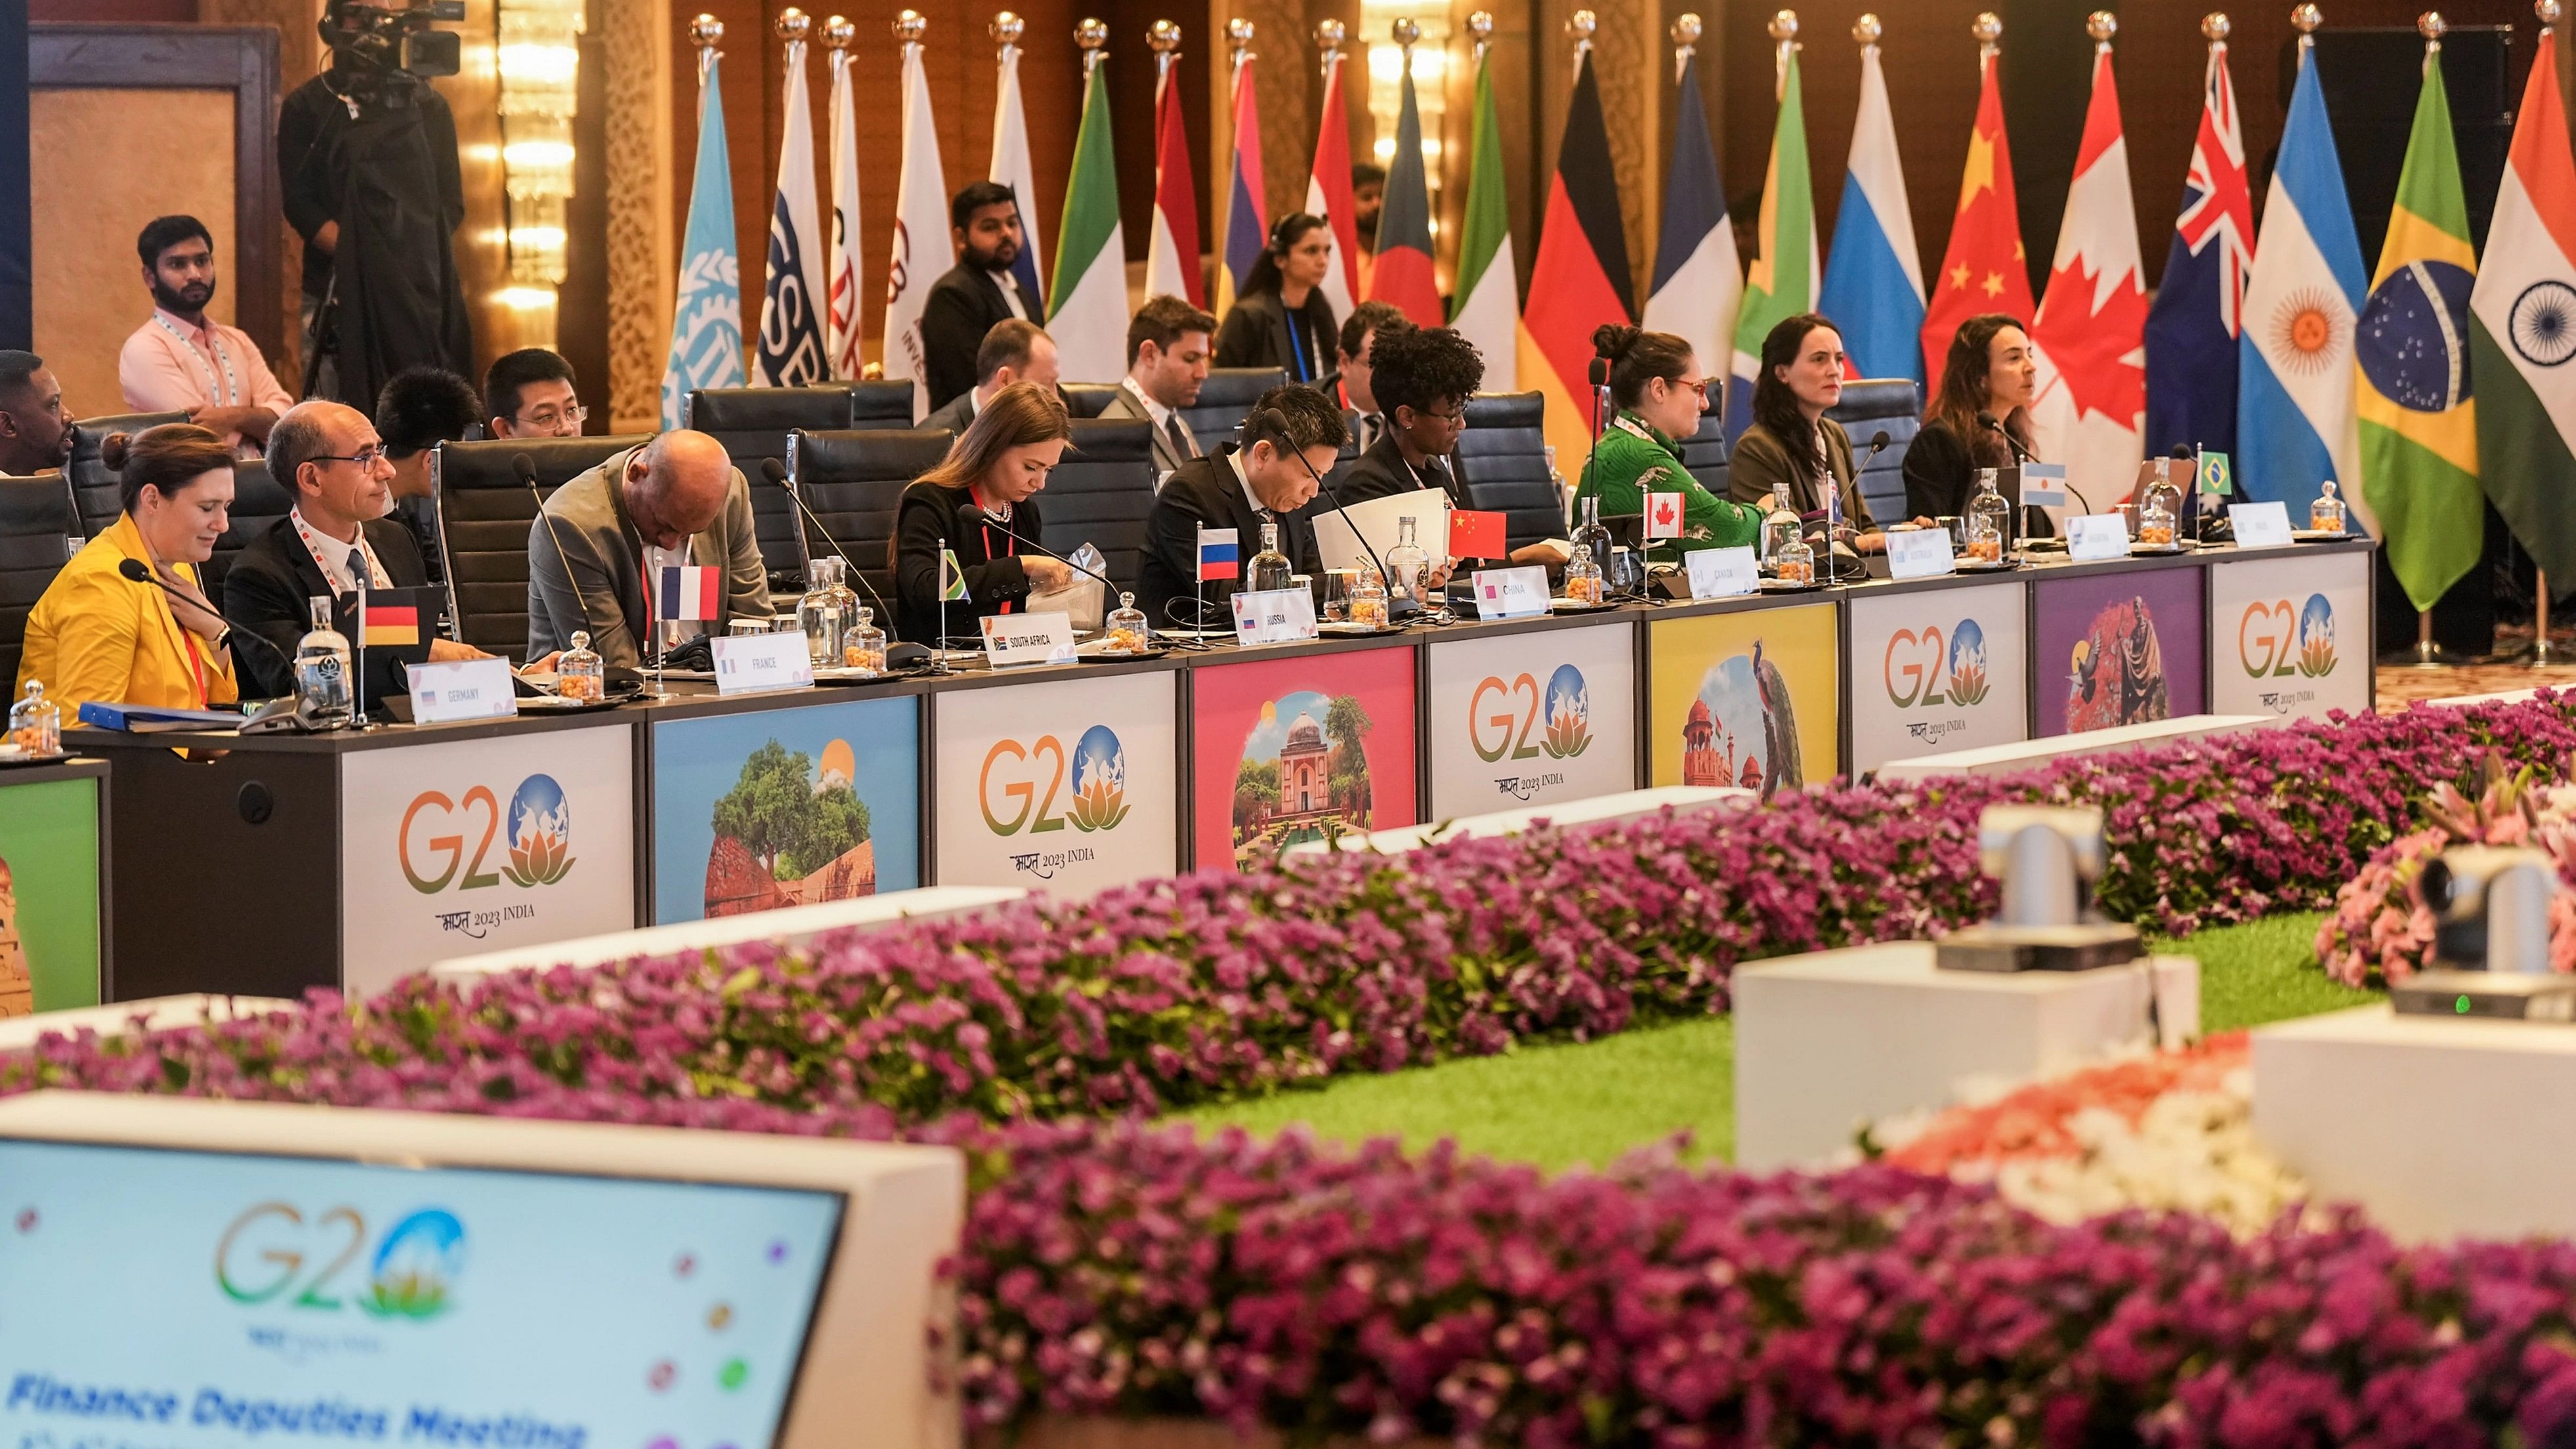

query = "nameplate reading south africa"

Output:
[[980, 611, 1078, 667]]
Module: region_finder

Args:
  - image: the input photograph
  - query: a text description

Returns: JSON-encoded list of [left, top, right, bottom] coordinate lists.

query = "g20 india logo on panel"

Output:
[[216, 1202, 467, 1321], [981, 727, 1130, 879], [398, 774, 576, 894], [2238, 593, 2338, 680], [1469, 665, 1592, 763]]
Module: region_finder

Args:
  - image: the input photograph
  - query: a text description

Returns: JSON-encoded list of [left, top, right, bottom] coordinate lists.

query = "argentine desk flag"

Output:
[[2237, 26, 2369, 528], [662, 43, 744, 430], [1816, 20, 1922, 386], [1640, 40, 1739, 411]]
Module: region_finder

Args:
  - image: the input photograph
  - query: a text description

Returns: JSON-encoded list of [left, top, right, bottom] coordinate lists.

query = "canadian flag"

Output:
[[1646, 492, 1683, 539], [2029, 38, 2147, 508]]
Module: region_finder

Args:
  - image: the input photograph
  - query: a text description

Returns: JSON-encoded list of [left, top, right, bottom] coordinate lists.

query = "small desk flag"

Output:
[[939, 546, 970, 601], [1645, 492, 1684, 539], [656, 564, 722, 623], [1448, 509, 1507, 560], [1196, 527, 1240, 582]]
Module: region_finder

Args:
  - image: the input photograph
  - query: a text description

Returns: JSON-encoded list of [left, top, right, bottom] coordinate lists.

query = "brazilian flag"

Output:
[[2357, 45, 2483, 613]]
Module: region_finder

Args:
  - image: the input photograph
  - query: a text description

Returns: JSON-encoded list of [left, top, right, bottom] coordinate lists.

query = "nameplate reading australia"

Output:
[[711, 631, 816, 694], [408, 658, 518, 724], [1229, 588, 1319, 645], [979, 611, 1079, 668]]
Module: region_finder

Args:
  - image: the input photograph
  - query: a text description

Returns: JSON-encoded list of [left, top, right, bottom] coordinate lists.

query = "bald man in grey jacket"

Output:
[[525, 429, 771, 669]]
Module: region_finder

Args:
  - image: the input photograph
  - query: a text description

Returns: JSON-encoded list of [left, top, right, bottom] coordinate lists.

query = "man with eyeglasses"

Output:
[[484, 348, 587, 440], [224, 400, 489, 700]]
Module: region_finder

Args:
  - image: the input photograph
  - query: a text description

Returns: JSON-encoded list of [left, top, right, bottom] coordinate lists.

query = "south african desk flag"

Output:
[[939, 547, 969, 602]]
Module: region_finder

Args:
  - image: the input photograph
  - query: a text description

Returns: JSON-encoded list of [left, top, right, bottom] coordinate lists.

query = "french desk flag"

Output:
[[657, 564, 721, 623], [1196, 526, 1240, 583]]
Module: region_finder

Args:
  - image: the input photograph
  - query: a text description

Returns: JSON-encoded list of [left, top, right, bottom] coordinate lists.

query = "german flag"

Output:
[[360, 587, 421, 648], [1517, 47, 1634, 471]]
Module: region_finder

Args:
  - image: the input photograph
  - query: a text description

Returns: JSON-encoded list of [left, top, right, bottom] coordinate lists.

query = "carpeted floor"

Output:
[[2374, 621, 2576, 710]]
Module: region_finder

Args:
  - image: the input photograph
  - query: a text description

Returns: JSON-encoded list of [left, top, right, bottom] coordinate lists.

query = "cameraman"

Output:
[[279, 0, 474, 410]]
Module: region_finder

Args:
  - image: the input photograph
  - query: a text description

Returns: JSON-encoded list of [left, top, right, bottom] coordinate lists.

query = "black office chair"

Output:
[[1827, 379, 1924, 525], [204, 459, 295, 610], [0, 476, 76, 690], [65, 410, 186, 539], [851, 379, 917, 427], [686, 386, 853, 578], [1454, 392, 1565, 554], [1182, 367, 1285, 455], [434, 435, 645, 657], [786, 428, 949, 636], [1675, 392, 1731, 499], [1040, 418, 1155, 595], [1061, 383, 1120, 421]]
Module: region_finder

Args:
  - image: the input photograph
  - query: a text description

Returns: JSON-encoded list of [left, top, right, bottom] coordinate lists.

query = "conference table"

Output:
[[62, 537, 2375, 1002]]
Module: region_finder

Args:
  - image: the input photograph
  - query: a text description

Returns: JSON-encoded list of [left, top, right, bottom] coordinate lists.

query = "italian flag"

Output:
[[2470, 26, 2576, 586], [1050, 56, 1128, 384], [1446, 44, 1515, 390]]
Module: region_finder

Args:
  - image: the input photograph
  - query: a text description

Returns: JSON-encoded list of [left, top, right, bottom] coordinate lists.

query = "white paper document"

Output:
[[1311, 487, 1452, 574]]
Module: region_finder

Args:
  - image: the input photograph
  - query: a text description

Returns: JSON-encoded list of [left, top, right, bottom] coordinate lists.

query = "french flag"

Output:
[[657, 564, 721, 623], [1196, 527, 1239, 583]]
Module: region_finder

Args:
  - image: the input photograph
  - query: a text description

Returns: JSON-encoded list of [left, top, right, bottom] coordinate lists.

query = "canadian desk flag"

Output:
[[1645, 492, 1683, 539]]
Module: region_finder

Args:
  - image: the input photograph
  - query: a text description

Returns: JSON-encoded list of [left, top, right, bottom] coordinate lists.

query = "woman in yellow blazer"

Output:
[[17, 424, 242, 718]]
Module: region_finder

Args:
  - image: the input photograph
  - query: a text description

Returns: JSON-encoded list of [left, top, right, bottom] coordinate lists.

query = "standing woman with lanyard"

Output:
[[892, 383, 1077, 644], [1214, 213, 1338, 381]]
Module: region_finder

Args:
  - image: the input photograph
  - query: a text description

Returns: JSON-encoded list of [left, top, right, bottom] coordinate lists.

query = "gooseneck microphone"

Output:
[[954, 503, 1122, 597], [759, 457, 897, 623], [1252, 406, 1419, 620], [116, 557, 297, 681]]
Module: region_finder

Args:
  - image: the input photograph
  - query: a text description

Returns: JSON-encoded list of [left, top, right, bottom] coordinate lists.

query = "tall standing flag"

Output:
[[1215, 24, 1267, 316], [1724, 14, 1818, 438], [2028, 13, 2147, 507], [2143, 14, 2255, 459], [1305, 26, 1362, 322], [883, 13, 950, 421], [661, 23, 744, 430], [823, 19, 864, 380], [1817, 14, 1924, 387], [2473, 2, 2576, 589], [990, 18, 1047, 321], [1448, 20, 1516, 390], [1145, 23, 1206, 308], [2237, 11, 2369, 526], [1643, 19, 1742, 425], [1517, 24, 1634, 470], [1366, 23, 1442, 326], [2360, 18, 2482, 612], [756, 14, 828, 388], [1051, 26, 1130, 384], [1921, 18, 2037, 400]]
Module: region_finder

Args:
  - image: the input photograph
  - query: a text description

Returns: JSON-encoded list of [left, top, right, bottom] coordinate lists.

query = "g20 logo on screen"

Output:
[[2239, 593, 2337, 679], [398, 774, 576, 894], [215, 1202, 466, 1322], [981, 725, 1130, 835], [1469, 665, 1592, 763], [1884, 621, 1991, 709]]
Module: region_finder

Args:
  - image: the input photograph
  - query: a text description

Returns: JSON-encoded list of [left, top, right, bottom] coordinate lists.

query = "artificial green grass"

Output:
[[1164, 911, 2384, 1173]]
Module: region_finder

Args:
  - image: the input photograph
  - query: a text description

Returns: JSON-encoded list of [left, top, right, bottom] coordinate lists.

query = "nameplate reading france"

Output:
[[1685, 545, 1759, 598], [1229, 587, 1319, 644], [1473, 566, 1550, 620], [408, 658, 517, 723], [1884, 528, 1957, 579], [2229, 500, 2294, 548], [2065, 514, 2133, 562], [980, 610, 1078, 667], [711, 631, 815, 694]]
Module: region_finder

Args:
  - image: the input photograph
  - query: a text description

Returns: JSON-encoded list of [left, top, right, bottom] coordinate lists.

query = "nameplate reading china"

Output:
[[711, 631, 816, 694], [2229, 501, 2294, 549], [407, 658, 517, 724], [1884, 528, 1958, 579], [1229, 587, 1319, 644], [1685, 545, 1760, 598], [1473, 566, 1550, 620], [2065, 514, 2134, 562], [979, 610, 1078, 667]]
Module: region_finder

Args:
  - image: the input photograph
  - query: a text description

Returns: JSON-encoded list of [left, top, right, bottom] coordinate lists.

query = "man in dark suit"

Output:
[[1099, 295, 1216, 478], [920, 320, 1058, 433], [223, 400, 492, 699], [919, 182, 1045, 411], [1135, 384, 1347, 627], [1340, 324, 1483, 507], [1331, 301, 1410, 456]]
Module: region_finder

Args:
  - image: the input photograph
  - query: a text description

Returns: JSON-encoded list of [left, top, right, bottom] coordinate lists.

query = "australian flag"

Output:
[[2144, 40, 2255, 458]]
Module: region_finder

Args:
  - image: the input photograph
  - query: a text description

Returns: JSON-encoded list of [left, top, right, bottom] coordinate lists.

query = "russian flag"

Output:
[[1196, 526, 1239, 583], [1816, 33, 1923, 386], [657, 564, 722, 622]]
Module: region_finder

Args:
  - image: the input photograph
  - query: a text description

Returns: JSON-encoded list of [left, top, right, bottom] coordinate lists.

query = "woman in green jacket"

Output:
[[1572, 324, 1761, 555]]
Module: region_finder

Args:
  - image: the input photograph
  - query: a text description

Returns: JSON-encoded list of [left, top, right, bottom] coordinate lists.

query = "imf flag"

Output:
[[662, 47, 745, 429]]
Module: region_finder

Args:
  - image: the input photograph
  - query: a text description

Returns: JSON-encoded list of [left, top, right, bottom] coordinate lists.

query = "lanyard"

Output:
[[1282, 308, 1311, 381], [140, 556, 211, 707], [291, 509, 388, 594], [153, 313, 240, 408], [969, 494, 1020, 615]]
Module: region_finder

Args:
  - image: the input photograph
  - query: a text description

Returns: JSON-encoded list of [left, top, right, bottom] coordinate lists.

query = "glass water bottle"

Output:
[[2310, 479, 2347, 534], [1383, 515, 1432, 610], [1563, 543, 1604, 605], [842, 605, 887, 675], [292, 595, 354, 729], [1761, 483, 1804, 568], [8, 679, 58, 756], [557, 630, 605, 702], [1349, 560, 1389, 628], [1966, 469, 2012, 563], [799, 556, 859, 664], [1246, 522, 1295, 594], [1571, 494, 1613, 570]]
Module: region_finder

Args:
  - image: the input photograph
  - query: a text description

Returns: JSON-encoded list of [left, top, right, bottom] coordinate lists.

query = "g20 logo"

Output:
[[398, 774, 576, 894], [216, 1202, 465, 1322], [1884, 621, 1991, 709], [1469, 665, 1592, 763], [2239, 593, 2337, 679], [981, 724, 1129, 835]]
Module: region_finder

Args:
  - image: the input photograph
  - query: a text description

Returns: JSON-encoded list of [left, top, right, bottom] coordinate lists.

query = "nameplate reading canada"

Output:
[[980, 611, 1078, 667], [1229, 588, 1319, 644], [408, 658, 517, 724], [711, 631, 816, 694]]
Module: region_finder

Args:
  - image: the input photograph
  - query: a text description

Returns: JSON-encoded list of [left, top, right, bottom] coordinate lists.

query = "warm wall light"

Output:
[[498, 0, 584, 335], [1359, 2, 1446, 219]]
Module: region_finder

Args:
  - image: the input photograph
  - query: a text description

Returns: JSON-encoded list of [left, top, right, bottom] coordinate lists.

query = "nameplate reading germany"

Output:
[[1229, 588, 1319, 644], [980, 611, 1078, 667], [408, 658, 517, 723]]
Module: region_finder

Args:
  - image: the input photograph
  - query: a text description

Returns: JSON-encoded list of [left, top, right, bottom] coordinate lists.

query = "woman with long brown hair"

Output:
[[1903, 312, 2046, 528], [893, 381, 1075, 644]]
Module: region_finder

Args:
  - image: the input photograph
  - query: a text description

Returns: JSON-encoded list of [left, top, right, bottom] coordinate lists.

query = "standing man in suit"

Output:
[[1332, 301, 1410, 455], [1135, 385, 1346, 626], [224, 400, 490, 699], [1100, 295, 1216, 480], [1339, 325, 1481, 507], [919, 182, 1045, 411], [525, 430, 772, 669], [920, 320, 1058, 433]]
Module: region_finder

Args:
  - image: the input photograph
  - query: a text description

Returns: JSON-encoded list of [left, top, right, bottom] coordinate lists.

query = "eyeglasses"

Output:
[[312, 446, 389, 468], [517, 404, 589, 430], [1416, 406, 1467, 428], [1670, 377, 1711, 400]]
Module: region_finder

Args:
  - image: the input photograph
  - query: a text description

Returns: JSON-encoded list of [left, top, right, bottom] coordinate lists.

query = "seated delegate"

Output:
[[524, 429, 772, 669], [1571, 325, 1760, 555], [1339, 323, 1479, 507], [1727, 312, 1916, 554], [1135, 384, 1347, 626], [1905, 312, 2055, 537], [891, 381, 1075, 645]]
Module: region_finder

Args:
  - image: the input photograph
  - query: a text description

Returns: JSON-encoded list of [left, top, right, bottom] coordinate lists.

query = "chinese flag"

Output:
[[1920, 51, 2037, 399], [1448, 509, 1506, 560]]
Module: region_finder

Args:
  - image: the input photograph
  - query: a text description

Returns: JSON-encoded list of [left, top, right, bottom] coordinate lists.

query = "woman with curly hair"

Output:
[[1340, 324, 1484, 507]]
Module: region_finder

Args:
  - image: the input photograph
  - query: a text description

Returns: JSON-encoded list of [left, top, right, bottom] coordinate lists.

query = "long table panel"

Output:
[[932, 669, 1180, 892], [1189, 646, 1421, 870], [1422, 620, 1638, 819], [0, 761, 104, 1013], [1647, 604, 1841, 797], [2205, 548, 2374, 721], [2030, 563, 2208, 736], [1846, 582, 2031, 776]]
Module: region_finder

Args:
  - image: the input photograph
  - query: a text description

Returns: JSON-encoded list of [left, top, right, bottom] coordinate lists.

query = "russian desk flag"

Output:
[[2143, 30, 2254, 459], [1196, 527, 1239, 583], [1816, 30, 1923, 386], [657, 564, 721, 623], [2236, 32, 2369, 527]]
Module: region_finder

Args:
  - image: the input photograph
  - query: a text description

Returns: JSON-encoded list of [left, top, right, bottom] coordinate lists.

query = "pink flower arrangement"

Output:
[[2316, 752, 2576, 986], [1876, 1033, 2254, 1174]]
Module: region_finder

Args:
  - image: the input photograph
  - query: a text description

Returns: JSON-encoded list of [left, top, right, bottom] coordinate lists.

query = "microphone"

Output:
[[116, 557, 297, 682], [1865, 429, 1891, 462], [1252, 406, 1420, 620], [517, 452, 597, 650], [954, 502, 1123, 598], [759, 457, 897, 623]]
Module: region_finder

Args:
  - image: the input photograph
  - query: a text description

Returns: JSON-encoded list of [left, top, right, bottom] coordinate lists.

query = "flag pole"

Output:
[[1316, 16, 1341, 88], [1151, 17, 1179, 92], [2382, 6, 2456, 668]]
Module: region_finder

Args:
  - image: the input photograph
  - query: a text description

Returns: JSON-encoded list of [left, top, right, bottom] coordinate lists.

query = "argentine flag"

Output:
[[661, 47, 743, 430], [2237, 35, 2371, 530], [1817, 34, 1923, 386]]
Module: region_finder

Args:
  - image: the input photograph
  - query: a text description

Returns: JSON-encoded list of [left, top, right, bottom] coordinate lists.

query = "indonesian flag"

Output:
[[2028, 39, 2147, 507], [1921, 49, 2036, 399], [1303, 51, 1361, 321], [1145, 56, 1204, 307]]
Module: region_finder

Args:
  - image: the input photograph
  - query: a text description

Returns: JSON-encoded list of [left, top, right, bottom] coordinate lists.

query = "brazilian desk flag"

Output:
[[2358, 41, 2483, 612]]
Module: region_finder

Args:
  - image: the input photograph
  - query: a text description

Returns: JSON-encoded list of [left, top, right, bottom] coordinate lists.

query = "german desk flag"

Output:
[[1517, 46, 1633, 471], [360, 587, 422, 648]]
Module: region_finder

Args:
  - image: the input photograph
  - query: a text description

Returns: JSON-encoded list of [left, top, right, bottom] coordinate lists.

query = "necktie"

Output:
[[1165, 415, 1194, 463], [348, 547, 368, 595]]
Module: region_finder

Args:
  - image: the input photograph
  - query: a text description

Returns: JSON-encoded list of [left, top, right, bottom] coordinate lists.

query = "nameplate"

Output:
[[2230, 501, 2294, 548], [2065, 514, 2134, 562], [1229, 587, 1319, 644], [1472, 566, 1550, 620], [979, 610, 1079, 667], [1686, 545, 1760, 598], [711, 631, 816, 694], [2016, 462, 2068, 509], [408, 658, 518, 724], [1884, 528, 1958, 579]]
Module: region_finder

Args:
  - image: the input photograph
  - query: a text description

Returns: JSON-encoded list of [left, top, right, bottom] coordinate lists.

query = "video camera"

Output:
[[320, 0, 466, 81]]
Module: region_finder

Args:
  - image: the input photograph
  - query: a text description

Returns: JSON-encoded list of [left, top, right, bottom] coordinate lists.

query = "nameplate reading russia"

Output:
[[981, 611, 1078, 667], [711, 631, 815, 695], [409, 658, 517, 723]]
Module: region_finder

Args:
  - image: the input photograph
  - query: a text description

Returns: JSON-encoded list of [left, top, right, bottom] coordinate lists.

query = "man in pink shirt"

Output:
[[117, 215, 294, 458]]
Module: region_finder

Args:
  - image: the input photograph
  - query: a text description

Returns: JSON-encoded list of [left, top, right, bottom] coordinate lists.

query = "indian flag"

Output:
[[1049, 54, 1127, 384], [2471, 26, 2576, 588], [1446, 43, 1515, 390]]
